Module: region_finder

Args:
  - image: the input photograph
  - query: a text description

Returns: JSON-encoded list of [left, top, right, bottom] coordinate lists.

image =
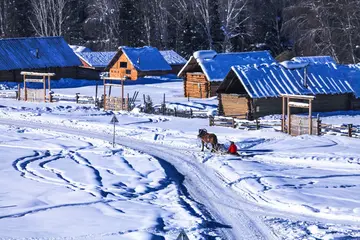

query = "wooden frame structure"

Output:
[[281, 94, 315, 135], [21, 71, 55, 102], [101, 77, 127, 111]]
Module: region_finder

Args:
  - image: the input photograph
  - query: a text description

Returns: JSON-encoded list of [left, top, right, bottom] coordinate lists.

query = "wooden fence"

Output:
[[321, 123, 360, 138]]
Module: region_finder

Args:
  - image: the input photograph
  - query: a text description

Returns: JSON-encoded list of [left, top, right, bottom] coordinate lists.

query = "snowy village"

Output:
[[1, 1, 360, 240]]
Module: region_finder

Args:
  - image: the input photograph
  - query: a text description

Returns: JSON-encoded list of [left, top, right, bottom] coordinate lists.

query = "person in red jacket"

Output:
[[228, 141, 239, 156]]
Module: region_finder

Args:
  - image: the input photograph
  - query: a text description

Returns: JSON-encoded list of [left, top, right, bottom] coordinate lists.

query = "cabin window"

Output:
[[126, 70, 131, 75], [120, 62, 127, 68]]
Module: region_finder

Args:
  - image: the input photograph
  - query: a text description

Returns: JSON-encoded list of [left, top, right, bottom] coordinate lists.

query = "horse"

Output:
[[197, 129, 219, 152]]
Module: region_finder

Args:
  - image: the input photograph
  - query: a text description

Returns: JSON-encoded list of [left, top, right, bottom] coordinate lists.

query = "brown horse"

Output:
[[198, 129, 219, 152]]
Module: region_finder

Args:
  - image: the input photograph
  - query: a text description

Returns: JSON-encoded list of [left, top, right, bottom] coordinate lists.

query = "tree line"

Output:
[[1, 0, 360, 63]]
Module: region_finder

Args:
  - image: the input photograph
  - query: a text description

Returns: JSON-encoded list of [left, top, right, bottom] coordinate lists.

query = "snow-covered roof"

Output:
[[69, 45, 92, 53], [77, 52, 116, 68], [178, 50, 276, 82], [107, 46, 172, 72], [292, 56, 336, 64], [341, 64, 360, 98], [0, 37, 82, 71], [218, 62, 354, 99], [160, 50, 186, 65]]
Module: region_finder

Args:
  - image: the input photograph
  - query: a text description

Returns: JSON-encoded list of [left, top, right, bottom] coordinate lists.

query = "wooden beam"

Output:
[[288, 101, 310, 108], [280, 94, 315, 100], [104, 83, 123, 87], [25, 78, 44, 83], [101, 77, 126, 81], [21, 71, 55, 77]]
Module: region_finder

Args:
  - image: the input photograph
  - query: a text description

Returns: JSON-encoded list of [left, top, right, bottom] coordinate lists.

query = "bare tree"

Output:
[[219, 0, 249, 52], [29, 0, 73, 37]]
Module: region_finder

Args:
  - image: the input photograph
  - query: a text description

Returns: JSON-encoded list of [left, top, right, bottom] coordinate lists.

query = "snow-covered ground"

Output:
[[1, 79, 360, 239]]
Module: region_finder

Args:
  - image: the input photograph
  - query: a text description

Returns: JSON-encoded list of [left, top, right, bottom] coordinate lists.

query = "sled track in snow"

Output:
[[0, 119, 279, 240]]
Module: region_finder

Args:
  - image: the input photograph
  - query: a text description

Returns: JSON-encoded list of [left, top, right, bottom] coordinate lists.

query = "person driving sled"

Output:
[[228, 141, 239, 156]]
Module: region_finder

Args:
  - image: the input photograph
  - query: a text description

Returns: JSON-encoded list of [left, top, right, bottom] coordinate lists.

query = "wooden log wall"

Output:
[[312, 94, 351, 112], [219, 94, 249, 117], [351, 96, 360, 110], [184, 72, 208, 98], [110, 53, 138, 80], [252, 97, 283, 117]]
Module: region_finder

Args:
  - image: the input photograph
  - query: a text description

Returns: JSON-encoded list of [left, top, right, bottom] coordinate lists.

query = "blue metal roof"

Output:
[[77, 52, 116, 68], [179, 50, 276, 82], [160, 50, 186, 65], [223, 63, 353, 98], [121, 46, 172, 71], [341, 64, 360, 98], [0, 37, 81, 71], [292, 56, 336, 64]]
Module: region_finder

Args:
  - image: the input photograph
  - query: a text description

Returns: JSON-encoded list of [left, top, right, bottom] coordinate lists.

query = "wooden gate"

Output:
[[288, 115, 321, 136], [105, 97, 129, 111], [21, 71, 54, 102], [281, 94, 320, 136]]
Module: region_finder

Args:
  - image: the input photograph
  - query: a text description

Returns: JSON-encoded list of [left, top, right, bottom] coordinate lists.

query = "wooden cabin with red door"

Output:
[[105, 46, 173, 80], [177, 50, 276, 98]]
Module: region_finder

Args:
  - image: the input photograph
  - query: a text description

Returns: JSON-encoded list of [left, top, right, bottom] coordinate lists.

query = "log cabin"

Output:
[[0, 37, 99, 81], [178, 50, 276, 98], [217, 61, 356, 119], [105, 46, 173, 80]]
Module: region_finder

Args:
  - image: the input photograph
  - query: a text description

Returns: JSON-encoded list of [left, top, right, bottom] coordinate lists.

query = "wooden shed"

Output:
[[178, 50, 276, 98], [217, 61, 355, 119], [105, 46, 172, 80], [0, 37, 99, 81]]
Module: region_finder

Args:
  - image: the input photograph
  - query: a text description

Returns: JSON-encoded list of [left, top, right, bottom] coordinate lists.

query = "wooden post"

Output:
[[309, 99, 313, 135], [163, 93, 166, 115], [43, 76, 46, 102], [287, 97, 291, 135], [121, 79, 124, 110], [348, 124, 353, 137], [95, 81, 98, 107], [209, 116, 213, 126], [282, 96, 286, 132], [24, 74, 27, 101], [317, 117, 321, 136], [232, 117, 235, 128], [256, 118, 260, 130], [190, 108, 193, 118], [127, 93, 130, 111], [143, 94, 146, 112], [103, 78, 106, 110], [174, 108, 177, 117], [48, 76, 51, 91], [17, 83, 20, 101]]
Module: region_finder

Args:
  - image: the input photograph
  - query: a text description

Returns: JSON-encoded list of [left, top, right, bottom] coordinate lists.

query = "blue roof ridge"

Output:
[[0, 36, 64, 41]]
